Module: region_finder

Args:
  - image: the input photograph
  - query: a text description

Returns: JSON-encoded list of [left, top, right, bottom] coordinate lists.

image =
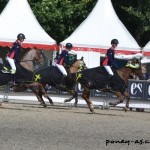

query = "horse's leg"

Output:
[[40, 88, 54, 105], [81, 89, 95, 113], [28, 83, 47, 108], [45, 95, 54, 105], [36, 83, 49, 108], [123, 91, 130, 112], [64, 90, 78, 107], [109, 92, 123, 106]]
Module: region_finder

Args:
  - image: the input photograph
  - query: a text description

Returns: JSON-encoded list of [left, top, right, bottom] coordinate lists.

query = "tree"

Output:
[[112, 0, 150, 47], [0, 0, 7, 13], [28, 0, 97, 43]]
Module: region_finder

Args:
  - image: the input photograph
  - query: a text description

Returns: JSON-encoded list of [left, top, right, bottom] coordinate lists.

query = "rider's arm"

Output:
[[13, 43, 21, 62], [63, 51, 70, 64], [107, 49, 117, 68]]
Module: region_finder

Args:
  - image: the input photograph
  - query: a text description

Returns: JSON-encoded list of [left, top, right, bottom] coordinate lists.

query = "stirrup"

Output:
[[1, 70, 11, 73]]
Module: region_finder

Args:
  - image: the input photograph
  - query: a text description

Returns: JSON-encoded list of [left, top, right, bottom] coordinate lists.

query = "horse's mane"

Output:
[[21, 49, 36, 62], [70, 59, 78, 66]]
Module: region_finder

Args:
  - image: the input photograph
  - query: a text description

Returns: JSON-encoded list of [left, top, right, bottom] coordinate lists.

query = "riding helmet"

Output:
[[111, 39, 119, 45], [66, 43, 73, 49], [17, 33, 26, 40]]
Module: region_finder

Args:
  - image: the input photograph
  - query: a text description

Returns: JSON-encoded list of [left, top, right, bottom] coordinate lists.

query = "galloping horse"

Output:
[[77, 58, 143, 113], [0, 48, 43, 107], [0, 49, 42, 85], [29, 57, 87, 107], [0, 48, 43, 85]]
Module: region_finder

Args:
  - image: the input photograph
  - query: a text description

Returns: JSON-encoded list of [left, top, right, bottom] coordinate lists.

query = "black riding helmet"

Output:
[[66, 43, 73, 49], [111, 39, 119, 45], [17, 33, 26, 40]]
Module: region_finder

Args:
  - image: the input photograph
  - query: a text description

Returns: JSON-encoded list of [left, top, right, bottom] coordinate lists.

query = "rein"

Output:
[[20, 59, 34, 62]]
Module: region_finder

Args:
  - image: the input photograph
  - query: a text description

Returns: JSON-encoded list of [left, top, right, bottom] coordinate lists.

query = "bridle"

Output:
[[70, 60, 86, 71]]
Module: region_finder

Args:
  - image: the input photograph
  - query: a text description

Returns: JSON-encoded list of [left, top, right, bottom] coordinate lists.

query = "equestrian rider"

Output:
[[102, 39, 119, 88], [56, 43, 73, 88], [6, 33, 25, 85], [102, 39, 119, 76]]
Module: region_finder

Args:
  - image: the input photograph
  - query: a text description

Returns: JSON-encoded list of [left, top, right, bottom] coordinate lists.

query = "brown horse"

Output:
[[0, 49, 43, 107], [0, 48, 43, 85], [29, 57, 87, 107], [77, 59, 143, 113]]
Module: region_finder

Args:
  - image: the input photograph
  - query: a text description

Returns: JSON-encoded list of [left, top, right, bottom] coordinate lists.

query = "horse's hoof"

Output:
[[90, 109, 95, 114], [50, 103, 54, 105], [43, 104, 47, 108], [109, 102, 116, 106], [64, 100, 67, 103], [64, 99, 70, 103], [124, 107, 128, 112], [74, 103, 77, 107]]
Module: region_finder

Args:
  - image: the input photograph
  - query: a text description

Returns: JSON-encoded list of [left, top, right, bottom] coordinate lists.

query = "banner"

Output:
[[128, 80, 145, 100]]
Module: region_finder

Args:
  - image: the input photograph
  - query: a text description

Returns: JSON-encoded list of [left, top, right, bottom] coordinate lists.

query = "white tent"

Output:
[[143, 41, 150, 56], [0, 0, 56, 50], [141, 41, 150, 64], [61, 0, 141, 68]]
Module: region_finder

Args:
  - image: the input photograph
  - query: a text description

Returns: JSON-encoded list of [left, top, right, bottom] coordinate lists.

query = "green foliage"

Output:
[[28, 0, 97, 43], [112, 0, 150, 46]]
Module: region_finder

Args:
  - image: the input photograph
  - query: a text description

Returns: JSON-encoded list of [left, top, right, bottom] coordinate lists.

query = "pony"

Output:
[[0, 49, 43, 85], [26, 57, 87, 107], [0, 48, 44, 107], [77, 58, 143, 113]]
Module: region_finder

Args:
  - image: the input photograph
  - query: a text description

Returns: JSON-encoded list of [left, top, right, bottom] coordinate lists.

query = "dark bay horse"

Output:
[[29, 57, 87, 107], [0, 49, 43, 107], [77, 59, 142, 113], [0, 48, 43, 85]]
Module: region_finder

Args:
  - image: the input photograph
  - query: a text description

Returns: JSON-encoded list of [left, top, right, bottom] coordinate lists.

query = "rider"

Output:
[[56, 43, 73, 88], [6, 33, 25, 85], [101, 39, 119, 88]]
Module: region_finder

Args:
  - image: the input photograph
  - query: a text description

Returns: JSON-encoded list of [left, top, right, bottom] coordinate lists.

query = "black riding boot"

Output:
[[59, 75, 67, 88], [9, 74, 16, 86], [106, 75, 113, 89]]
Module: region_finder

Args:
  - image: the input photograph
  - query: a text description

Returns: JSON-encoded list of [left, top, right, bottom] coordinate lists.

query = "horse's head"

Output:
[[20, 49, 44, 71], [127, 58, 143, 78], [69, 57, 87, 73], [33, 49, 44, 64]]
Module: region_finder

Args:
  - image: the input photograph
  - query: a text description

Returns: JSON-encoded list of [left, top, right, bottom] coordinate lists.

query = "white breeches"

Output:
[[103, 65, 114, 76], [55, 64, 67, 76], [6, 56, 16, 71]]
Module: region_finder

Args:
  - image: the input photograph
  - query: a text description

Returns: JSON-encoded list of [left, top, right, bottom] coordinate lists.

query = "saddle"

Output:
[[33, 65, 75, 90], [78, 66, 125, 91], [1, 63, 33, 83]]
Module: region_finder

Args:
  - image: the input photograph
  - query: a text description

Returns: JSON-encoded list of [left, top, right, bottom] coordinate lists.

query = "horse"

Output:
[[77, 58, 143, 113], [0, 49, 43, 107], [0, 48, 43, 85], [28, 57, 87, 107]]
